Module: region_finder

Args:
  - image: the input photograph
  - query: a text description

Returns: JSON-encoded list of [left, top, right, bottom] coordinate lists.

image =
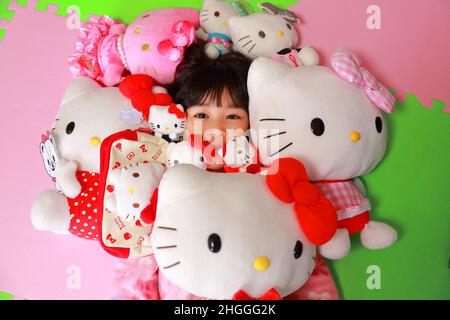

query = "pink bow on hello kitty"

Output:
[[331, 49, 396, 113], [158, 21, 195, 62]]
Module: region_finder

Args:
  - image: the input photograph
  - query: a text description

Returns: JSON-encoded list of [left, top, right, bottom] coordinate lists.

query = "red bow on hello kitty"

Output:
[[168, 103, 186, 119], [266, 158, 338, 246], [158, 20, 195, 62], [331, 49, 396, 113], [119, 74, 173, 121], [233, 288, 281, 300]]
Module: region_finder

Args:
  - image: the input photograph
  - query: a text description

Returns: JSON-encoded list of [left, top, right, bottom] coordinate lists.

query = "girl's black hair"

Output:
[[167, 44, 252, 110]]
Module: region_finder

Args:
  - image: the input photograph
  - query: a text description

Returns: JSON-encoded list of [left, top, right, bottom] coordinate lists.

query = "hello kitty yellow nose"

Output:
[[254, 256, 271, 271], [350, 131, 361, 142], [277, 31, 284, 37], [224, 20, 229, 28], [90, 137, 101, 146]]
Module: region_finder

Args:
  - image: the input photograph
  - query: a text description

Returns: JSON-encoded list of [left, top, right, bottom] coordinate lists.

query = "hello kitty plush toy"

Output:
[[166, 141, 207, 170], [248, 50, 398, 260], [196, 0, 251, 59], [228, 3, 319, 66], [119, 74, 186, 142], [68, 9, 198, 86], [152, 157, 337, 299], [218, 135, 261, 173], [31, 77, 141, 238]]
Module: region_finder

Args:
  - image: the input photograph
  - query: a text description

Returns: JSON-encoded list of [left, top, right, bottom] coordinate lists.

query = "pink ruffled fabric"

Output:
[[68, 16, 126, 86], [112, 255, 340, 300]]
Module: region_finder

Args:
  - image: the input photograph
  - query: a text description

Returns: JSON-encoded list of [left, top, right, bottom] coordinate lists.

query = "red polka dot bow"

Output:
[[331, 49, 396, 114]]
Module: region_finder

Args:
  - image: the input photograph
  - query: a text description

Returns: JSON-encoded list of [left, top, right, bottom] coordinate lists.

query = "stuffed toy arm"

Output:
[[55, 159, 82, 199], [195, 28, 209, 41], [351, 177, 367, 197]]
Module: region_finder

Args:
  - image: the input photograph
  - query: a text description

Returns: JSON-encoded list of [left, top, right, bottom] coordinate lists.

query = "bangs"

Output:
[[168, 45, 251, 110]]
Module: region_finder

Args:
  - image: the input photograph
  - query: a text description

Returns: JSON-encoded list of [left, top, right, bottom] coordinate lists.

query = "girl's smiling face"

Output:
[[185, 91, 249, 171]]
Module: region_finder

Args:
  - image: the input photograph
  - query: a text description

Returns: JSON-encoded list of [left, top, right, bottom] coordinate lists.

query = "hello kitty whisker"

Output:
[[163, 261, 181, 269], [248, 44, 256, 54], [156, 245, 178, 249], [158, 226, 178, 231], [270, 142, 293, 157], [242, 40, 253, 48], [201, 18, 209, 23], [259, 118, 286, 122], [239, 35, 250, 42], [263, 131, 287, 139]]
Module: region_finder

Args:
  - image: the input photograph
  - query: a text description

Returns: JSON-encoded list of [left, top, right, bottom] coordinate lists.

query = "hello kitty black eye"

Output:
[[258, 31, 266, 39], [66, 122, 75, 135], [214, 11, 220, 17], [375, 116, 383, 133], [208, 233, 221, 253], [294, 241, 303, 259], [174, 160, 179, 165], [157, 124, 161, 129], [310, 118, 325, 136], [200, 156, 204, 162], [174, 123, 178, 128], [286, 23, 292, 30]]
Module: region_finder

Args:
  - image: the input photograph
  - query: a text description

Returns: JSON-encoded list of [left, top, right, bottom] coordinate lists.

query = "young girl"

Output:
[[112, 44, 340, 300], [168, 44, 252, 172]]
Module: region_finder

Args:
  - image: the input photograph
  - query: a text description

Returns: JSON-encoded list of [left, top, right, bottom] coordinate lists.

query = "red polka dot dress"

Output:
[[67, 171, 100, 240]]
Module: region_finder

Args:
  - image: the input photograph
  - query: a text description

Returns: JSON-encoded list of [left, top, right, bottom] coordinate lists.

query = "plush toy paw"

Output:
[[219, 136, 258, 173], [31, 190, 71, 232], [205, 44, 221, 59], [360, 220, 397, 249], [298, 47, 320, 66], [55, 159, 81, 199], [318, 228, 351, 260]]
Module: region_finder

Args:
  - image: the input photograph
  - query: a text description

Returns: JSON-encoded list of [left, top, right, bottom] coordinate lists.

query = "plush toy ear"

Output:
[[61, 77, 101, 105], [248, 57, 291, 100]]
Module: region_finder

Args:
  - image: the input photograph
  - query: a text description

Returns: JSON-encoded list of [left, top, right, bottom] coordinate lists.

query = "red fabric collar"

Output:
[[233, 288, 281, 300]]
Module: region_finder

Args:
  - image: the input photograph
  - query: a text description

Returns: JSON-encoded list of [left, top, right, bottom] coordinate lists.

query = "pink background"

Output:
[[0, 1, 448, 299]]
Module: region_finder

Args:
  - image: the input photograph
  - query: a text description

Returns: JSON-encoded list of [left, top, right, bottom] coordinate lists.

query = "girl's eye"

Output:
[[194, 113, 208, 119], [208, 233, 221, 253], [294, 240, 303, 259], [214, 11, 220, 17], [66, 122, 75, 135], [375, 116, 383, 133], [226, 114, 241, 120], [258, 31, 266, 38], [310, 118, 325, 136]]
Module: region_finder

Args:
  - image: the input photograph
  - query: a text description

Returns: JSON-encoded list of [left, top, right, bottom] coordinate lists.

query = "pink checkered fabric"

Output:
[[331, 49, 396, 114], [314, 180, 371, 221]]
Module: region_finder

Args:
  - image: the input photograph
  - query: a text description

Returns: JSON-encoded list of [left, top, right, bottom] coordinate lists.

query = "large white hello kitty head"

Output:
[[148, 104, 186, 139], [199, 0, 239, 36], [151, 165, 316, 299], [229, 13, 299, 59], [248, 56, 390, 181], [52, 77, 139, 173]]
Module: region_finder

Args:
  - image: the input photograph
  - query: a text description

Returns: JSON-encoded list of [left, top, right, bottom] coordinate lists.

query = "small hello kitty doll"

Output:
[[196, 0, 250, 59], [166, 141, 207, 170], [105, 162, 165, 221], [31, 77, 140, 238], [229, 3, 319, 66], [68, 9, 198, 86], [152, 157, 337, 299], [218, 135, 260, 173], [248, 50, 398, 259], [119, 74, 186, 142]]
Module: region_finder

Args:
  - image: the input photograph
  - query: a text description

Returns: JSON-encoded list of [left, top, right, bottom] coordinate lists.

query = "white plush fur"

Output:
[[31, 77, 139, 233], [106, 163, 164, 221], [152, 165, 316, 299], [248, 57, 397, 258], [229, 13, 299, 59], [166, 141, 206, 169]]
